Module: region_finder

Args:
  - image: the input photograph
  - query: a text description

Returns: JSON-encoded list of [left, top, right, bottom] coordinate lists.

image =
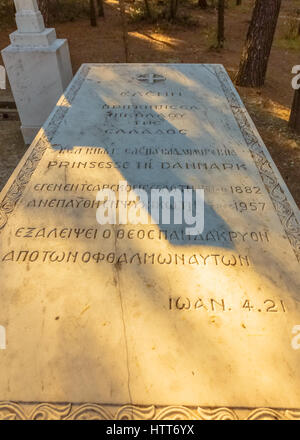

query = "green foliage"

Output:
[[275, 17, 300, 51], [204, 24, 219, 48], [128, 0, 202, 24], [128, 0, 171, 23], [276, 36, 300, 51]]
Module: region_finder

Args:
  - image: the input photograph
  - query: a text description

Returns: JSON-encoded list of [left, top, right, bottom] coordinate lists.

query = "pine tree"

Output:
[[235, 0, 281, 87], [90, 0, 98, 26]]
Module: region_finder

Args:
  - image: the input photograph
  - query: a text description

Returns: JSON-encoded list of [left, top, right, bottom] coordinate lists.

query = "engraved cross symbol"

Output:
[[136, 73, 166, 84]]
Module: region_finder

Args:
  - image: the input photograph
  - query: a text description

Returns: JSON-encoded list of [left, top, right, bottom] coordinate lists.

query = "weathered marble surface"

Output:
[[0, 64, 300, 418]]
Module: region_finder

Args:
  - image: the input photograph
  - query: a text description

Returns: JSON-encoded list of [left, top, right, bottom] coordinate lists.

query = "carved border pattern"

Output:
[[214, 65, 300, 262], [0, 402, 300, 420], [0, 65, 91, 233]]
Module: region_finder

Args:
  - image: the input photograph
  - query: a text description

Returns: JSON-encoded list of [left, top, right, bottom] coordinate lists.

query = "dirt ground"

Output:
[[0, 0, 299, 205]]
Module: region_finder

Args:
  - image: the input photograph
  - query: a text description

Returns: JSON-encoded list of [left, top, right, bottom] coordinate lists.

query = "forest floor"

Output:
[[0, 0, 299, 206]]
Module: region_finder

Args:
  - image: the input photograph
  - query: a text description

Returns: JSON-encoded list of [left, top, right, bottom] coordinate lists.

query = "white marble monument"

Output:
[[1, 0, 73, 144], [0, 64, 300, 420]]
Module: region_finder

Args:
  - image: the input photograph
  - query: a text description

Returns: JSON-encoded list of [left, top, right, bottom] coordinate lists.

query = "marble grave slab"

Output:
[[0, 64, 299, 420]]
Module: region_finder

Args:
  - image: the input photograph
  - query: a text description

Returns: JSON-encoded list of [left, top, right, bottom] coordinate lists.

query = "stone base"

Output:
[[9, 28, 57, 47], [1, 38, 73, 144]]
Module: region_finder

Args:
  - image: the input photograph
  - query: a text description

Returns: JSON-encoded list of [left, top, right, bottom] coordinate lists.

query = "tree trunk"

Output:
[[289, 88, 300, 134], [169, 0, 179, 21], [236, 0, 242, 5], [217, 0, 225, 48], [90, 0, 98, 26], [37, 0, 49, 26], [198, 0, 208, 8], [98, 0, 105, 17], [235, 0, 281, 87], [144, 0, 152, 18]]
